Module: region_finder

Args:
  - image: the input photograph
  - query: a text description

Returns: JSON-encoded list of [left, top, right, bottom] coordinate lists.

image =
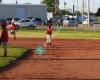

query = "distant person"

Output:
[[57, 18, 61, 26], [11, 18, 15, 23], [10, 23, 17, 40], [0, 19, 8, 57], [46, 23, 52, 45]]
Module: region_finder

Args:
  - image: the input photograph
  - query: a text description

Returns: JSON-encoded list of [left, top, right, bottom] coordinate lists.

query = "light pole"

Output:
[[16, 0, 18, 4], [40, 0, 43, 4], [88, 0, 90, 27], [55, 0, 59, 17], [82, 0, 84, 26], [76, 0, 78, 26], [64, 0, 66, 10]]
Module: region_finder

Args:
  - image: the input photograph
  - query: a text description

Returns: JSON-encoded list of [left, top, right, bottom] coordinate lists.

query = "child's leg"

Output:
[[2, 42, 7, 57], [48, 35, 51, 44], [11, 30, 14, 39], [49, 35, 52, 45], [47, 34, 49, 44], [47, 34, 52, 45], [13, 31, 16, 40]]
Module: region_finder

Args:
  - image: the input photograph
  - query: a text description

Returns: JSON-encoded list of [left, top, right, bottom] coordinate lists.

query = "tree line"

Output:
[[42, 0, 100, 17]]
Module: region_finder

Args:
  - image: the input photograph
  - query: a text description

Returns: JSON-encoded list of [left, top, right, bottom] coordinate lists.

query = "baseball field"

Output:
[[0, 28, 100, 80]]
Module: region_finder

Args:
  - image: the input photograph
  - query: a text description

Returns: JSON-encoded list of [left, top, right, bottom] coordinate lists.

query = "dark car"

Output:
[[6, 18, 13, 24], [28, 17, 35, 20], [6, 18, 20, 24], [35, 18, 43, 25], [14, 18, 20, 22]]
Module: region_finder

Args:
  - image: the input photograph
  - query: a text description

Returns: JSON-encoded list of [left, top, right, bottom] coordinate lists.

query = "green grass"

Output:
[[54, 30, 100, 39], [0, 47, 28, 68], [10, 29, 100, 40], [1, 28, 100, 39]]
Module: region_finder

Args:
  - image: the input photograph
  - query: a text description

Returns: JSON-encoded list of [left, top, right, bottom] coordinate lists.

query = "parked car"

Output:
[[14, 19, 36, 29], [63, 18, 77, 27], [48, 17, 63, 25], [82, 19, 94, 26], [14, 18, 20, 22], [6, 18, 13, 24], [6, 18, 20, 24], [35, 18, 43, 25], [28, 17, 43, 25], [28, 17, 35, 20]]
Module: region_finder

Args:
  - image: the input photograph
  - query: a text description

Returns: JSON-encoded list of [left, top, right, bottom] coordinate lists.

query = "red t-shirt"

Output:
[[10, 24, 16, 31], [1, 29, 8, 42], [47, 26, 52, 35]]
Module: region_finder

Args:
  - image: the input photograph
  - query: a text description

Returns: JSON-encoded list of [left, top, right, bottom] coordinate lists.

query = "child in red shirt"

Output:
[[46, 23, 52, 45], [0, 19, 8, 57], [10, 23, 16, 40]]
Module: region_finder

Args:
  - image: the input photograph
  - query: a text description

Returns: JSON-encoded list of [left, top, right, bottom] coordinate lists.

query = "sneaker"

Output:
[[49, 42, 51, 45], [46, 43, 49, 45]]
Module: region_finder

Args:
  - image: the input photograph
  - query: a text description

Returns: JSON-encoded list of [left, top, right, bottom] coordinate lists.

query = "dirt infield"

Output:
[[0, 38, 100, 80]]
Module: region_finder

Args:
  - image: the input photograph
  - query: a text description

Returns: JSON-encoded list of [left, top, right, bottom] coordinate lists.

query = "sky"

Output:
[[2, 0, 100, 13]]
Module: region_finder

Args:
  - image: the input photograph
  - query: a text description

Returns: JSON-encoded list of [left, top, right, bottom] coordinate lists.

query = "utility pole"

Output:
[[40, 0, 43, 4], [64, 0, 66, 10], [16, 0, 18, 4], [55, 0, 59, 17], [77, 0, 78, 15], [88, 0, 90, 27], [82, 0, 84, 26], [76, 0, 78, 26], [73, 5, 75, 15], [73, 0, 75, 15]]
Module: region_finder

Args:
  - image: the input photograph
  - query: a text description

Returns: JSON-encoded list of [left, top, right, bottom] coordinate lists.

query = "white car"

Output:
[[83, 19, 94, 26], [14, 19, 36, 29], [63, 18, 77, 27]]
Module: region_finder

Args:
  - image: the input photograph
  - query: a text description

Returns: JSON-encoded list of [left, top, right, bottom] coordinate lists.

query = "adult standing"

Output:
[[0, 19, 8, 57]]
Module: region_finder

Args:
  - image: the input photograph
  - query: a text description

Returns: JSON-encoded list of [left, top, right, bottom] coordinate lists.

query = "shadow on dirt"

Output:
[[0, 49, 33, 73]]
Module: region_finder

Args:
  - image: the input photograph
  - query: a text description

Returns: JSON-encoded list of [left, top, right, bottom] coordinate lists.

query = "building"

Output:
[[0, 4, 47, 21]]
